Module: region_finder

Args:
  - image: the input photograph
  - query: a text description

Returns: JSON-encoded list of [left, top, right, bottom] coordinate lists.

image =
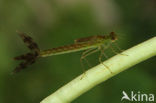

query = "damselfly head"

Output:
[[109, 32, 117, 42]]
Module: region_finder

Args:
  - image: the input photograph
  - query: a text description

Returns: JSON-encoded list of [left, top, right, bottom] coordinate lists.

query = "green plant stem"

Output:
[[41, 37, 156, 103]]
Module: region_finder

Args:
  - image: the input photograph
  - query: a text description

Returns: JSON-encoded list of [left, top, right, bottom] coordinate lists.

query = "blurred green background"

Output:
[[0, 0, 156, 103]]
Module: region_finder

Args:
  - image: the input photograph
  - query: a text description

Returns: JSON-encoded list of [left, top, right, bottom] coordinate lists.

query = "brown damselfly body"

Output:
[[13, 32, 118, 73]]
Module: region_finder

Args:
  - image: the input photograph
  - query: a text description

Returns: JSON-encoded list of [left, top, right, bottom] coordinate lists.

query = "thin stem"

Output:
[[41, 36, 156, 103]]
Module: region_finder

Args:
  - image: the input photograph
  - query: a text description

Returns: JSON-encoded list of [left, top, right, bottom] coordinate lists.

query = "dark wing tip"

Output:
[[13, 62, 27, 73], [13, 52, 38, 73], [13, 31, 40, 73], [16, 31, 40, 53]]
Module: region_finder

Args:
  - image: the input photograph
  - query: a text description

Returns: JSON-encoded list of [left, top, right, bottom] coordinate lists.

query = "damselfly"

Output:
[[13, 32, 118, 73]]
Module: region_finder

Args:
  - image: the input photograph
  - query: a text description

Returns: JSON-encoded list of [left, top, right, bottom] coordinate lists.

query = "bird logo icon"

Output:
[[121, 91, 130, 101]]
